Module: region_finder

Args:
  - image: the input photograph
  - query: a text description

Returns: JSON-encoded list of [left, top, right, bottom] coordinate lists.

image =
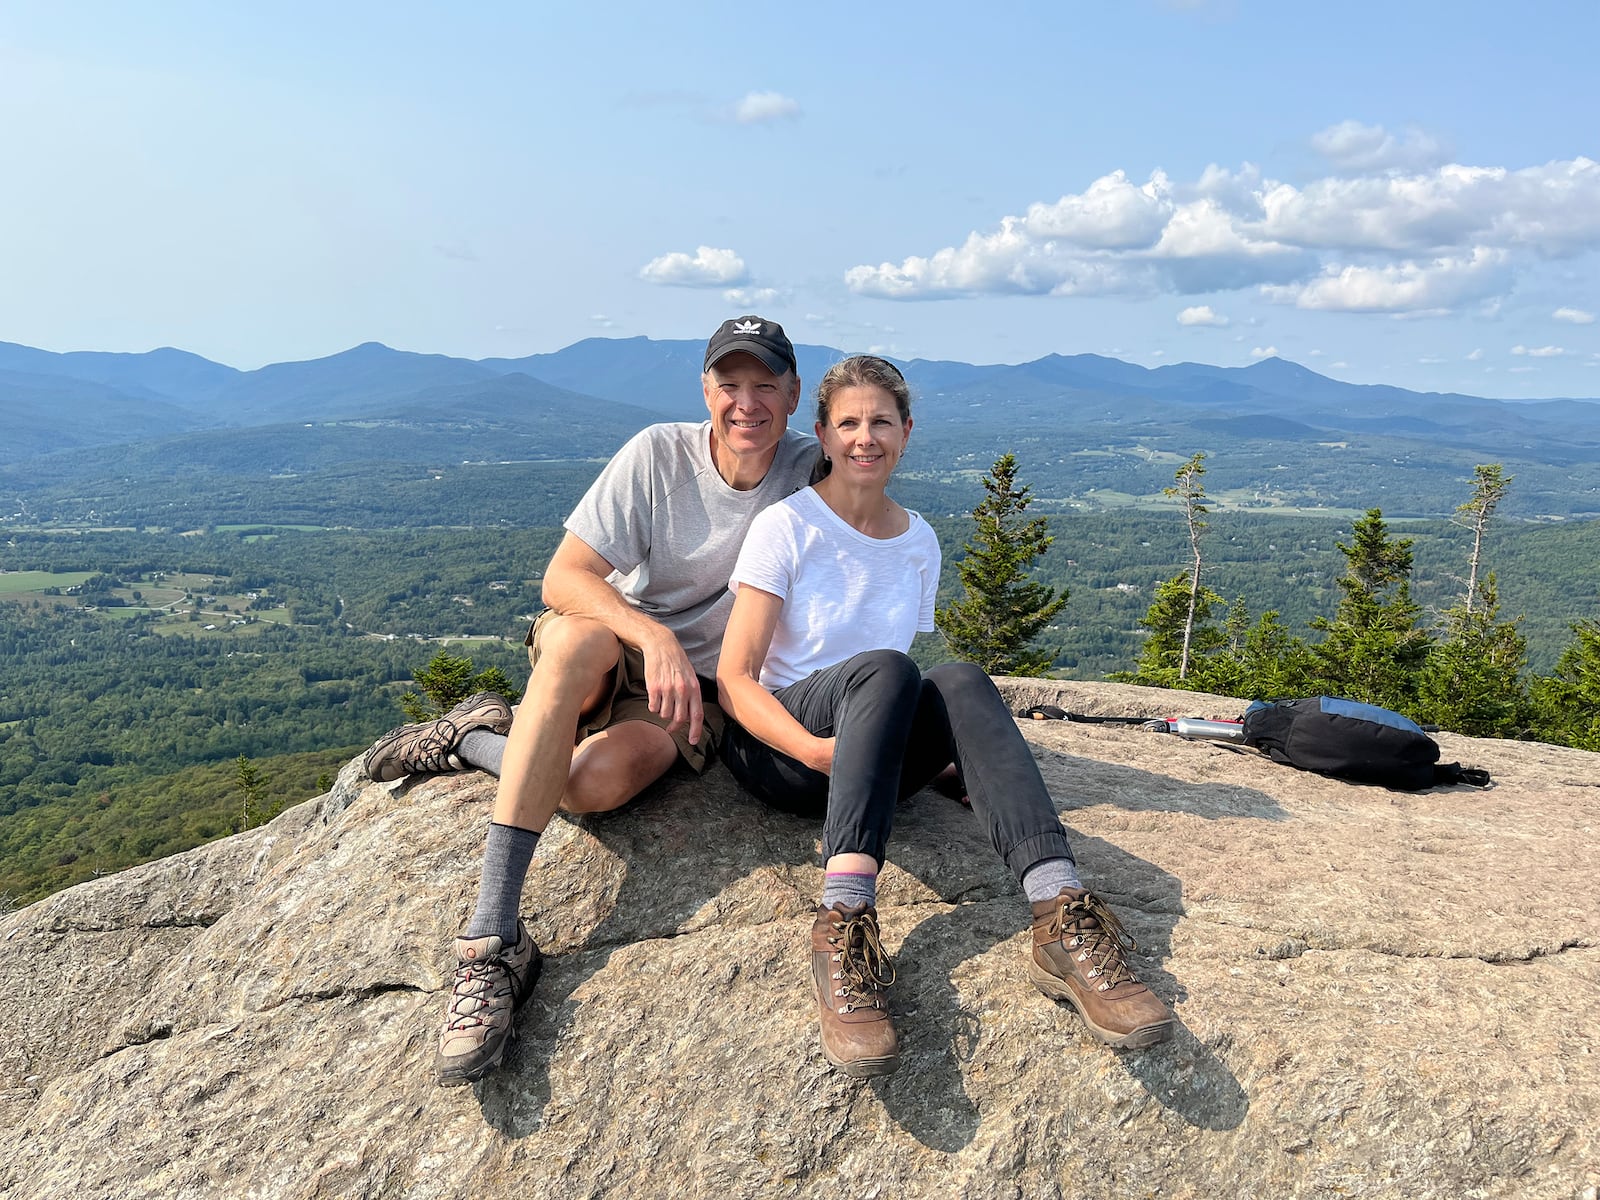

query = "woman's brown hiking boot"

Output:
[[811, 903, 900, 1077], [1029, 887, 1174, 1050]]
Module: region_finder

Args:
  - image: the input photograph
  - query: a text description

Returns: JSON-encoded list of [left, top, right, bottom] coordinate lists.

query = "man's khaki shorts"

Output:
[[525, 610, 723, 774]]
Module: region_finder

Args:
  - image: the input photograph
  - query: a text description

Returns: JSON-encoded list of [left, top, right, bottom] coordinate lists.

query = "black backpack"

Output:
[[1240, 696, 1490, 790]]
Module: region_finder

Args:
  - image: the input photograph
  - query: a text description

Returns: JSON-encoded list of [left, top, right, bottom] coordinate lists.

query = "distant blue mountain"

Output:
[[2, 334, 1597, 480]]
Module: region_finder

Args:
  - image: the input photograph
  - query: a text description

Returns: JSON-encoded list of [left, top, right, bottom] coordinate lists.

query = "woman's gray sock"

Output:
[[820, 871, 878, 912], [465, 821, 539, 944], [1022, 855, 1082, 903]]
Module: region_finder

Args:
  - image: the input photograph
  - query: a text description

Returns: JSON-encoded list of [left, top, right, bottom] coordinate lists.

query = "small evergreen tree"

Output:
[[1111, 574, 1225, 689], [1528, 616, 1600, 751], [1417, 575, 1527, 736], [1190, 599, 1316, 700], [235, 754, 279, 831], [399, 651, 521, 722], [1308, 508, 1430, 713], [1418, 467, 1526, 736], [935, 453, 1067, 676]]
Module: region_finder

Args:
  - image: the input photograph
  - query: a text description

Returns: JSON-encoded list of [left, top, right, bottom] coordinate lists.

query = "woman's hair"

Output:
[[811, 355, 912, 481]]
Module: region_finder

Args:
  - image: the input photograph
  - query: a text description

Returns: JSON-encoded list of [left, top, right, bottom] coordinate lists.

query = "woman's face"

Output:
[[816, 384, 911, 486]]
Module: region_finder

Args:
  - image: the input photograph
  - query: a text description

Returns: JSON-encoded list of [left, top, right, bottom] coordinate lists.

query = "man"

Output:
[[363, 315, 817, 1086]]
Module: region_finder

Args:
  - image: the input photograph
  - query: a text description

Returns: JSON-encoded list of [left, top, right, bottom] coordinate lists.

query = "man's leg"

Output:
[[562, 721, 680, 813], [436, 615, 625, 1087]]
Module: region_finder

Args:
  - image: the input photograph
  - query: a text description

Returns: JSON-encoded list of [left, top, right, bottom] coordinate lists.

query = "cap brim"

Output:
[[705, 340, 793, 375]]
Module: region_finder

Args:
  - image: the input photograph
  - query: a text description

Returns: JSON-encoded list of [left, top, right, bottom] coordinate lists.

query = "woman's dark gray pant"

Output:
[[721, 650, 1075, 880]]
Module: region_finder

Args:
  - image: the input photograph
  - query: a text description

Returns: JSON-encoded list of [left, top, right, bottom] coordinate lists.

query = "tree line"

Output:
[[940, 453, 1597, 751]]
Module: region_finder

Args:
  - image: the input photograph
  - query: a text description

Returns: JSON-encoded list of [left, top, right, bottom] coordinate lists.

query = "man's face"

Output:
[[702, 352, 801, 462]]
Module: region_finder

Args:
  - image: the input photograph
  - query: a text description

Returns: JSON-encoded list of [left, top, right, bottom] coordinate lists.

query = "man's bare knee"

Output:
[[533, 615, 622, 682]]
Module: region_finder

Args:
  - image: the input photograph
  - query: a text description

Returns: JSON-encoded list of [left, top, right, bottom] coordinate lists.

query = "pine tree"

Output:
[[1417, 575, 1527, 736], [1454, 464, 1511, 615], [235, 754, 277, 831], [1111, 574, 1225, 689], [1190, 599, 1315, 700], [935, 453, 1067, 676], [399, 651, 521, 722], [1417, 466, 1526, 736], [1528, 616, 1600, 751], [1308, 508, 1430, 712]]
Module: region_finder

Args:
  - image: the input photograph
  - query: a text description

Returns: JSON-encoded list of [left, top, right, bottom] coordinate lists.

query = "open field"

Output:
[[0, 570, 95, 595]]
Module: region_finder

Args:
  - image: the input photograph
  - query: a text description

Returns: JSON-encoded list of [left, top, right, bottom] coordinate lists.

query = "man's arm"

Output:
[[541, 531, 704, 746]]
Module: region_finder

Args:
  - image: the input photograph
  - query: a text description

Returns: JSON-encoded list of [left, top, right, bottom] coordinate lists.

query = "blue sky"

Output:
[[2, 1, 1597, 398]]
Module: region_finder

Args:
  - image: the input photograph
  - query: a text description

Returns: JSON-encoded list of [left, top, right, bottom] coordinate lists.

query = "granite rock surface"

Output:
[[2, 681, 1596, 1200]]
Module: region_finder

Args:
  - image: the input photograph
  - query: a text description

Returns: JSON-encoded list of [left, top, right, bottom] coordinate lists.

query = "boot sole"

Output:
[[435, 954, 544, 1087], [1028, 959, 1174, 1050], [822, 1047, 901, 1078]]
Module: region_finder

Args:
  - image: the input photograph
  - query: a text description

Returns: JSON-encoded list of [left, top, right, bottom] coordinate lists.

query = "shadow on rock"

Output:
[[1072, 834, 1249, 1131], [472, 766, 815, 1138], [870, 901, 1010, 1152], [1036, 747, 1292, 823]]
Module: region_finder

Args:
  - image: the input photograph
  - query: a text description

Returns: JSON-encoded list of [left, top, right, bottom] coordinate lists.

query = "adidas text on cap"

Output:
[[704, 316, 797, 376]]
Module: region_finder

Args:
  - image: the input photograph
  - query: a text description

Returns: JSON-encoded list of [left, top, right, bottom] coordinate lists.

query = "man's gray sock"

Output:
[[820, 871, 878, 912], [465, 822, 539, 944], [1022, 856, 1082, 903], [458, 729, 508, 777]]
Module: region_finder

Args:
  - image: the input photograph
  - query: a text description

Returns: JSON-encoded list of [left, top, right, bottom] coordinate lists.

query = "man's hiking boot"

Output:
[[435, 921, 541, 1087], [1029, 887, 1174, 1050], [363, 692, 513, 782], [811, 903, 900, 1077]]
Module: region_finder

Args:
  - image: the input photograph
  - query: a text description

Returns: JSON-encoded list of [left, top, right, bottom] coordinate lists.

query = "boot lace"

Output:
[[393, 719, 466, 774], [1052, 892, 1138, 990], [830, 912, 896, 1014]]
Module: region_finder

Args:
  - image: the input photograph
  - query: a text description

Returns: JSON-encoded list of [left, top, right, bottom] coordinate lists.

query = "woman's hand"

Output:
[[803, 735, 836, 776]]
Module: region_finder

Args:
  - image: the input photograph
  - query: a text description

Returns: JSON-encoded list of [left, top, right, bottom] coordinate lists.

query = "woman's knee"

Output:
[[925, 660, 1002, 705], [842, 649, 922, 696]]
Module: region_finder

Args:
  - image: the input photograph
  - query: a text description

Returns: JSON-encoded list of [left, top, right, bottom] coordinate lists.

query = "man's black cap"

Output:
[[703, 315, 797, 376]]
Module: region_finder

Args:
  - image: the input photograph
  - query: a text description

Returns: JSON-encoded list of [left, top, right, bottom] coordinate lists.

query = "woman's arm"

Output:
[[716, 583, 836, 775]]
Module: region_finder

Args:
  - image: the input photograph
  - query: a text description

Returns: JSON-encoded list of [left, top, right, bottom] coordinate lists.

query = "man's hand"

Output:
[[639, 626, 703, 746]]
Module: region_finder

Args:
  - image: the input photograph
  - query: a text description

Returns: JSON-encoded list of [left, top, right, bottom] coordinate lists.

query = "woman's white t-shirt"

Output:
[[728, 486, 941, 689]]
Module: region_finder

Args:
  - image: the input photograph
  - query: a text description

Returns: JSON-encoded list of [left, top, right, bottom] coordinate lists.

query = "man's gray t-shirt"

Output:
[[564, 422, 816, 677]]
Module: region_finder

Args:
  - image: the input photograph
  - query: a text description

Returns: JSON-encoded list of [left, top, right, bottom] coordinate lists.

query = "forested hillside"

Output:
[[3, 509, 1594, 904]]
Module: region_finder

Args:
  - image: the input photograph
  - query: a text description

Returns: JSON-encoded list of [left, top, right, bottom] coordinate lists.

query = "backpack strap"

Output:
[[1434, 762, 1492, 787]]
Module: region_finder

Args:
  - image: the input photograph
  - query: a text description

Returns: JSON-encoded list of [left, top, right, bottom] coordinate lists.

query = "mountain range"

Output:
[[3, 336, 1599, 522]]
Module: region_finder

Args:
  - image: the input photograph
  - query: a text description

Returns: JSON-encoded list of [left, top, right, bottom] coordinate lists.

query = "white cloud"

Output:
[[1509, 365, 1538, 373], [639, 245, 748, 287], [1466, 348, 1483, 361], [733, 91, 800, 124], [1250, 345, 1278, 358], [1418, 356, 1445, 364], [1023, 170, 1172, 249], [1310, 120, 1450, 173], [843, 150, 1600, 316], [1554, 306, 1596, 324], [1261, 247, 1510, 312], [590, 314, 615, 328], [722, 286, 782, 307], [1511, 344, 1565, 357], [1308, 348, 1324, 356], [1177, 305, 1229, 326]]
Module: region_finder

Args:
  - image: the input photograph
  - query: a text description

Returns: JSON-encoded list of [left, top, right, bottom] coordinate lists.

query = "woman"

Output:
[[717, 355, 1173, 1078]]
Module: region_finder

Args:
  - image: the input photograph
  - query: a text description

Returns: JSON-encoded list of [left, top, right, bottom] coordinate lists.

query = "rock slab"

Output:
[[2, 682, 1597, 1199]]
